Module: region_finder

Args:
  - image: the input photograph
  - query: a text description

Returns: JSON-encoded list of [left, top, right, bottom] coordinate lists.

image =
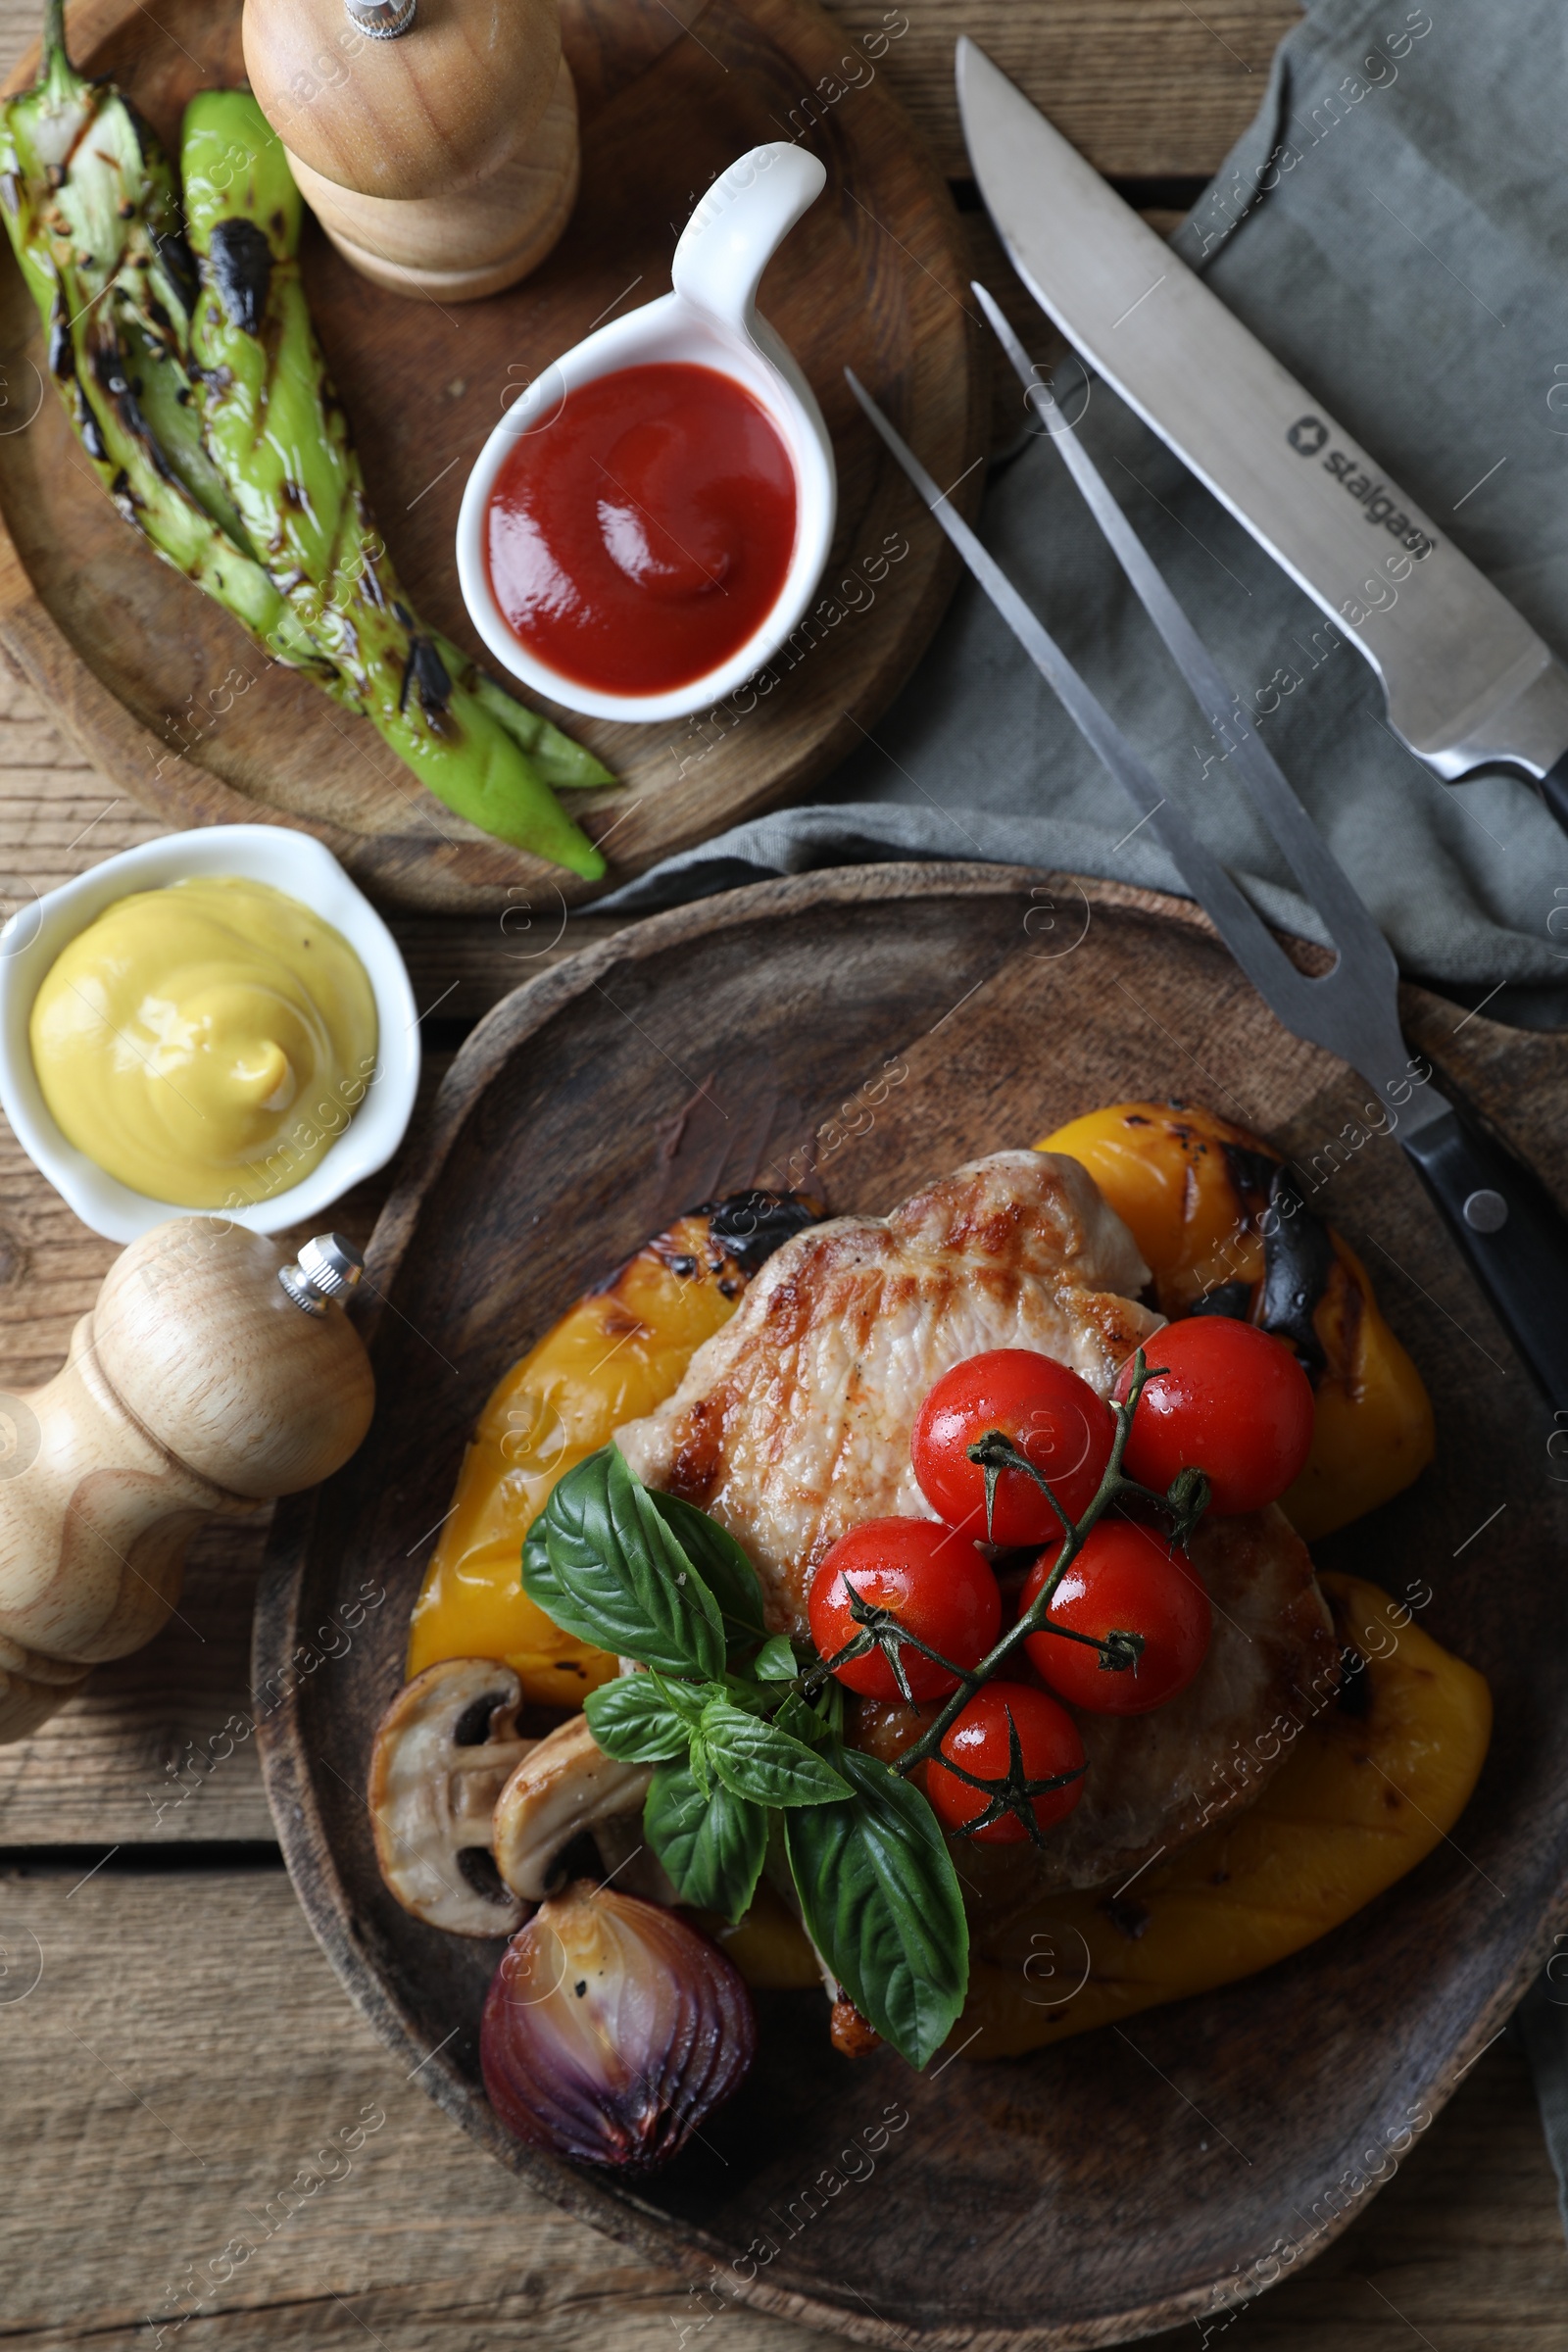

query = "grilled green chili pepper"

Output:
[[0, 4, 327, 673], [180, 89, 610, 875], [0, 14, 612, 873]]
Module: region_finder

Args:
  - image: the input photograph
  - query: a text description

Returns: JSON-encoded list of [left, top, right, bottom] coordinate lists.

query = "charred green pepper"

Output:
[[179, 89, 610, 874], [0, 1, 325, 671], [0, 11, 612, 875]]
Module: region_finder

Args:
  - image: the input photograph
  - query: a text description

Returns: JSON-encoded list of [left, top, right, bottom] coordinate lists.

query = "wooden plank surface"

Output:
[[0, 1870, 1563, 2352], [0, 2, 1563, 2345], [0, 0, 1300, 189], [795, 0, 1302, 180]]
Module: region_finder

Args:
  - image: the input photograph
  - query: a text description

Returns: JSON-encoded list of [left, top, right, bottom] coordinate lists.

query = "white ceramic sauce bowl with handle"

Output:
[[456, 142, 837, 725], [0, 825, 419, 1244]]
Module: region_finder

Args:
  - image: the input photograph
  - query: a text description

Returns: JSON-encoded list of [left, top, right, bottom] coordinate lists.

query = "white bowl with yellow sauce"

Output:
[[0, 826, 419, 1242]]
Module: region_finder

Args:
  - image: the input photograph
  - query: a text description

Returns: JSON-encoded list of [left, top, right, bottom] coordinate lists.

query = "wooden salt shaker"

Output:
[[0, 1220, 374, 1743], [243, 0, 579, 302]]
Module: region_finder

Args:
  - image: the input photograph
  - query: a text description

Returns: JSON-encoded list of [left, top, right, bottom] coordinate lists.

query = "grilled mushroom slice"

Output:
[[369, 1659, 536, 1936], [493, 1714, 656, 1903]]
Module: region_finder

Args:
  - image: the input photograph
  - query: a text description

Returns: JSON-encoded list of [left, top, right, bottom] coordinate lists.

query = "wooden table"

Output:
[[1, 3, 1565, 2345]]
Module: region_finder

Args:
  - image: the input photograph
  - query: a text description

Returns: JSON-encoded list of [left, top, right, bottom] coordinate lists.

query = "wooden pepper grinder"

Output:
[[243, 0, 579, 302], [0, 1219, 374, 1743]]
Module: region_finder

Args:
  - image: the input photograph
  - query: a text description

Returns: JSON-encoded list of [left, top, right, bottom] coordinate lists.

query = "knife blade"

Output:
[[956, 36, 1568, 826], [844, 359, 1568, 1409]]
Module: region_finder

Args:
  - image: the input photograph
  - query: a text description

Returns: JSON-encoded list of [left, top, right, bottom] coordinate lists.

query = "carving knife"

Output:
[[955, 36, 1568, 830], [843, 358, 1568, 1409]]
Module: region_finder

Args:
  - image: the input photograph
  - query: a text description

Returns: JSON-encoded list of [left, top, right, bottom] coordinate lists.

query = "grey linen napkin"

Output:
[[604, 0, 1568, 1016], [606, 0, 1568, 2232]]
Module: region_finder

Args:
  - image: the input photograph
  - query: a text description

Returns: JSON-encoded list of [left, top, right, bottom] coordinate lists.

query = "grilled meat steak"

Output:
[[617, 1151, 1159, 1628], [616, 1149, 1337, 1896]]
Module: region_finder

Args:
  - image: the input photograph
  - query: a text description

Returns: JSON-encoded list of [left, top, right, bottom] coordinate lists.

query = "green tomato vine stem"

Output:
[[738, 1350, 1208, 1842], [874, 1350, 1208, 1798], [881, 1348, 1164, 1779]]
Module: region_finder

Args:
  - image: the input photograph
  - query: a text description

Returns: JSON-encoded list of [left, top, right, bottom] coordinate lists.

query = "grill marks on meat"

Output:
[[616, 1152, 1160, 1636], [616, 1148, 1340, 1905]]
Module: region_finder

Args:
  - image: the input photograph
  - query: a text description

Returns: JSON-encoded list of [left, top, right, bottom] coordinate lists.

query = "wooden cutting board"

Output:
[[0, 0, 985, 911], [255, 863, 1568, 2351]]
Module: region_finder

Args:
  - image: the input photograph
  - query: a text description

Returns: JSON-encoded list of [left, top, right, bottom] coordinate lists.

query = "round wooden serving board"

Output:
[[256, 866, 1568, 2350], [0, 0, 985, 912]]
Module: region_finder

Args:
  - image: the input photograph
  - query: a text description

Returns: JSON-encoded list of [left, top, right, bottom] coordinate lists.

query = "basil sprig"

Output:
[[524, 1445, 970, 2066]]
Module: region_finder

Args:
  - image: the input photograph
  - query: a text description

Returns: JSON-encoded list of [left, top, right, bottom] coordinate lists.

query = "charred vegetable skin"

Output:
[[0, 21, 611, 875], [0, 4, 313, 662], [1040, 1102, 1435, 1540], [179, 91, 612, 874]]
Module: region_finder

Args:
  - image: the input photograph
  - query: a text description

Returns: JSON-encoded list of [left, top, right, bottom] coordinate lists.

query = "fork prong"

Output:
[[971, 280, 1398, 999], [843, 366, 1318, 1024]]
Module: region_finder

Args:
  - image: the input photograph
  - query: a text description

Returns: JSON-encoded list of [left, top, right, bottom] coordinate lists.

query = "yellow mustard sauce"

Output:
[[29, 874, 377, 1209]]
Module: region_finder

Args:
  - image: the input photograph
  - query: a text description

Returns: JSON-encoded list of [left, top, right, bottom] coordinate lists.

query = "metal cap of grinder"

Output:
[[279, 1233, 366, 1316], [343, 0, 416, 37]]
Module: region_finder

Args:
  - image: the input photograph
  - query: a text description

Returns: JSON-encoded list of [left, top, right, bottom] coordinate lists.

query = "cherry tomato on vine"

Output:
[[911, 1348, 1116, 1545], [1021, 1520, 1211, 1715], [1115, 1318, 1314, 1516], [808, 1517, 1002, 1701], [926, 1681, 1085, 1843]]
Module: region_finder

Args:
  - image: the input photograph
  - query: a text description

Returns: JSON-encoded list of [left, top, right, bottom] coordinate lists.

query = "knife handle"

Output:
[[1400, 1107, 1568, 1409]]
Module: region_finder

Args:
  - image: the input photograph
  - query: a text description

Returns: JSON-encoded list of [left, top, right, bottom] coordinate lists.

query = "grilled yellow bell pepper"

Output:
[[1038, 1102, 1434, 1539], [407, 1198, 815, 1705], [708, 1879, 824, 1990], [958, 1574, 1490, 2053]]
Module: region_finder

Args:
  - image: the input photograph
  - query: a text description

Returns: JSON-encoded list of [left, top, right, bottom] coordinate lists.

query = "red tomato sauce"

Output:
[[484, 362, 799, 697]]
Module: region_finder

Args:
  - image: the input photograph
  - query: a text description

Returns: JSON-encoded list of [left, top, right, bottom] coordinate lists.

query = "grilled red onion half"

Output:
[[480, 1881, 757, 2170]]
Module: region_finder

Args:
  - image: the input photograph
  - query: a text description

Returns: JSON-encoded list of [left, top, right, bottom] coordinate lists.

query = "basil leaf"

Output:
[[646, 1760, 767, 1920], [717, 1674, 771, 1718], [655, 1670, 712, 1729], [521, 1518, 550, 1591], [583, 1676, 693, 1763], [647, 1490, 766, 1643], [701, 1695, 851, 1807], [525, 1446, 726, 1679], [754, 1634, 799, 1682], [784, 1746, 967, 2070], [772, 1687, 834, 1748]]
